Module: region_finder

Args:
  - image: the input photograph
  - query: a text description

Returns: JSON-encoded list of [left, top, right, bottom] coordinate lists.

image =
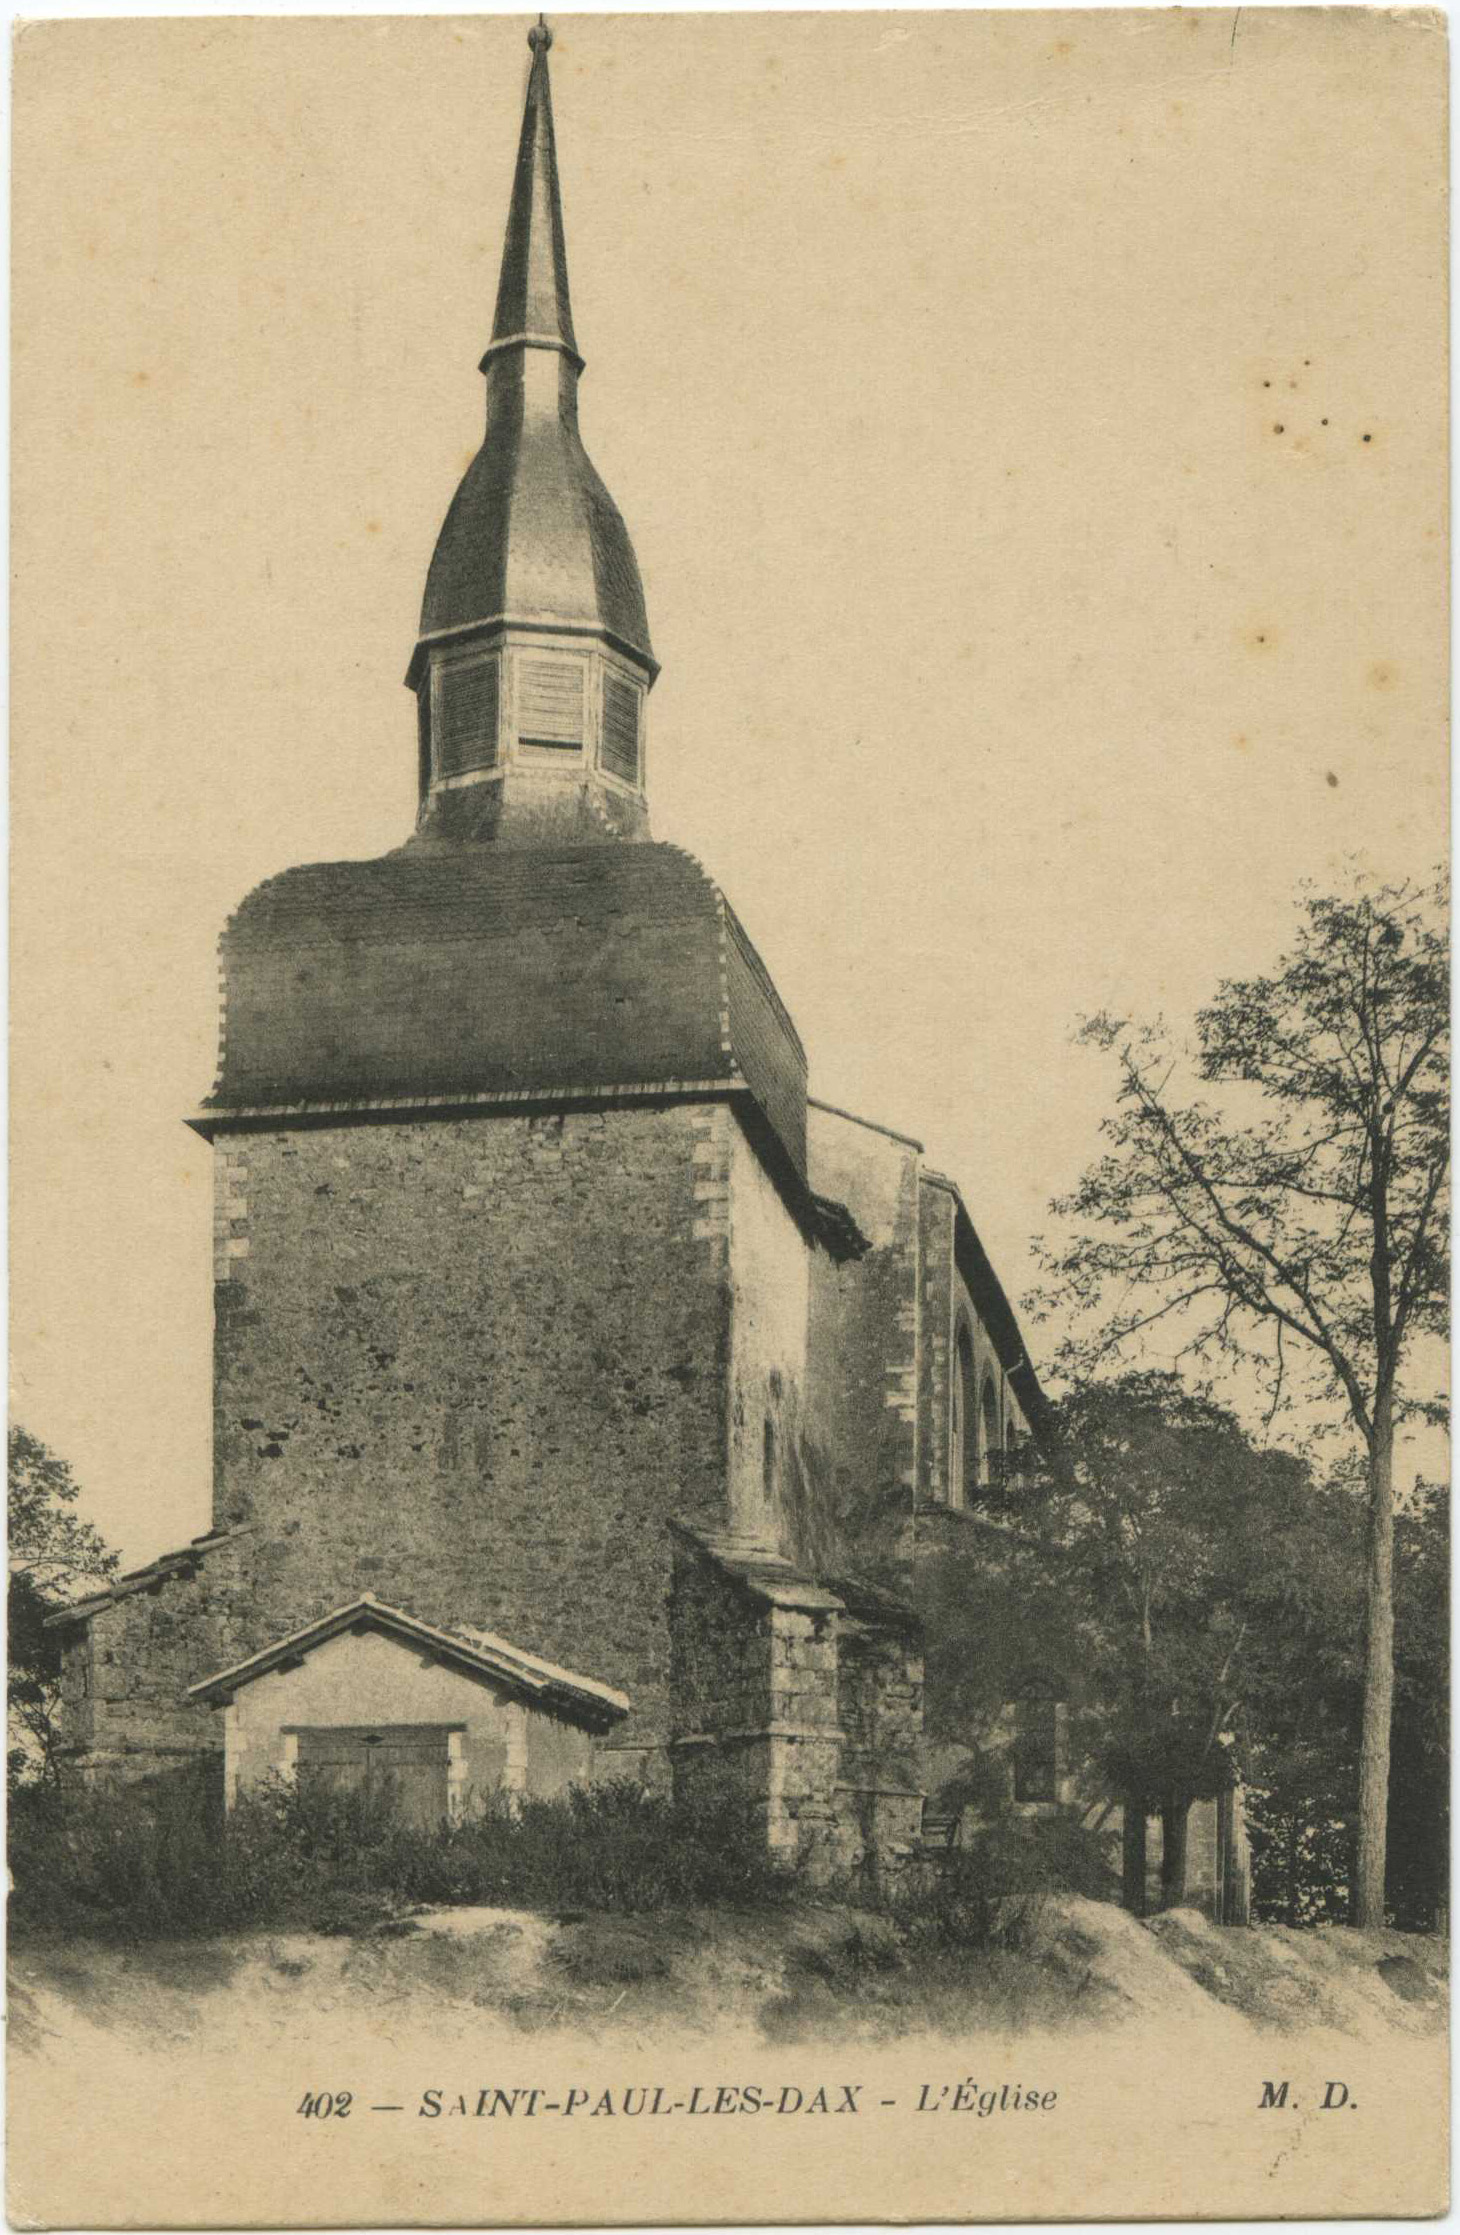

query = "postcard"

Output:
[[8, 10, 1449, 2226]]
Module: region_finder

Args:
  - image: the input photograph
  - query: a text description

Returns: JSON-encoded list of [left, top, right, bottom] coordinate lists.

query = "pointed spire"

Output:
[[409, 16, 655, 844], [483, 19, 581, 372]]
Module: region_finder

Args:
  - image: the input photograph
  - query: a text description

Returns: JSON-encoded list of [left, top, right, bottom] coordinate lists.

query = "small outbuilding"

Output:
[[187, 1595, 630, 1825]]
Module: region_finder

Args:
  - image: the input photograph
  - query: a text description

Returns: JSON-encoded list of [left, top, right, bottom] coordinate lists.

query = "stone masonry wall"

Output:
[[669, 1538, 775, 1769], [668, 1540, 842, 1879], [56, 1534, 260, 1787], [668, 1540, 782, 1849], [210, 1103, 734, 1773], [803, 1107, 921, 1574], [726, 1122, 811, 1550], [916, 1178, 956, 1509], [832, 1623, 926, 1884], [765, 1603, 843, 1879]]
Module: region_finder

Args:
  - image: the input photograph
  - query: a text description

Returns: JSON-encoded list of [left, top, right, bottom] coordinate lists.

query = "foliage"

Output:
[[1036, 872, 1449, 1420], [1393, 1478, 1450, 1767], [921, 1365, 1447, 1926], [8, 1427, 119, 1788], [9, 1428, 120, 1595], [1386, 1476, 1450, 1925], [13, 1760, 1123, 1961], [926, 1375, 1329, 1807], [890, 1814, 1116, 1953], [1031, 868, 1449, 1926], [918, 1518, 1083, 1755], [1244, 1474, 1448, 1928], [8, 1771, 796, 1943], [1246, 1784, 1355, 1928]]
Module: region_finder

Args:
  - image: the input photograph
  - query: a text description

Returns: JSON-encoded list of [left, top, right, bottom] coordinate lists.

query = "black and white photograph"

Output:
[[8, 10, 1449, 2224]]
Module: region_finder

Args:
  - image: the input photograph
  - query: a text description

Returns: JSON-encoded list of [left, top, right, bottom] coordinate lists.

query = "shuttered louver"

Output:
[[435, 654, 499, 779], [518, 657, 585, 748], [601, 673, 641, 783]]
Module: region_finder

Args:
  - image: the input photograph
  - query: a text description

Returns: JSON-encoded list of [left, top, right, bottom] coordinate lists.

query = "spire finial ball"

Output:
[[528, 17, 552, 54]]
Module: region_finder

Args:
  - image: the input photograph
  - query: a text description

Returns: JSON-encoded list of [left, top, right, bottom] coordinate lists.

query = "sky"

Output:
[[11, 10, 1448, 1567]]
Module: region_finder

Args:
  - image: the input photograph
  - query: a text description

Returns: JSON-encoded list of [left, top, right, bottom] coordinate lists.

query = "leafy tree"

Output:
[[8, 1427, 118, 1785], [1027, 1375, 1331, 1911], [918, 1514, 1082, 1790], [1238, 1467, 1365, 1925], [921, 1372, 1342, 1912], [1034, 870, 1448, 1925], [1244, 1470, 1447, 1928]]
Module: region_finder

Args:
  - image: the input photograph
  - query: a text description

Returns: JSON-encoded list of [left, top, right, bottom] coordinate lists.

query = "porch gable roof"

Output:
[[186, 1594, 630, 1727]]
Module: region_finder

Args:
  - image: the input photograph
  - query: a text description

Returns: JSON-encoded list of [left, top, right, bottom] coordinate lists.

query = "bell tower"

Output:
[[404, 21, 658, 846], [192, 15, 815, 1776]]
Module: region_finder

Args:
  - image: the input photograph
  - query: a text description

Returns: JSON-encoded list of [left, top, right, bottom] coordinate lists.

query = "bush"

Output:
[[1246, 1790, 1354, 1927], [9, 1772, 792, 1944], [10, 1764, 319, 1941], [890, 1814, 1116, 1953], [11, 1766, 1118, 1956]]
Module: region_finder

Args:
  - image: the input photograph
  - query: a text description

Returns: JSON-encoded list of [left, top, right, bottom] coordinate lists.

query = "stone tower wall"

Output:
[[210, 1102, 735, 1768]]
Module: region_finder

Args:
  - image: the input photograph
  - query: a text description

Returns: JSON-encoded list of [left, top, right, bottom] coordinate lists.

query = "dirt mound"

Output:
[[11, 1897, 1446, 2061], [1145, 1904, 1448, 2035]]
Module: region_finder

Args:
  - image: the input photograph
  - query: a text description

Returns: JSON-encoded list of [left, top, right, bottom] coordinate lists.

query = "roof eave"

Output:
[[923, 1170, 1052, 1436], [186, 1597, 630, 1726]]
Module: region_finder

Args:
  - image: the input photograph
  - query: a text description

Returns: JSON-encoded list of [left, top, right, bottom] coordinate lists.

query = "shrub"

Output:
[[890, 1813, 1115, 1953], [9, 1773, 792, 1943], [11, 1766, 1116, 1955], [10, 1763, 322, 1941]]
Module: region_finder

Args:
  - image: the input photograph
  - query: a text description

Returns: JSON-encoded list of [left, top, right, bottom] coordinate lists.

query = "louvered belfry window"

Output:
[[434, 653, 499, 780], [601, 672, 641, 784], [518, 656, 585, 750]]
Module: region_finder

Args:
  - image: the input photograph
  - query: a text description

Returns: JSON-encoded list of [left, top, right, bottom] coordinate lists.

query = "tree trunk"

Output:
[[1122, 1794, 1148, 1917], [1217, 1786, 1251, 1926], [1354, 1393, 1395, 1929], [1160, 1795, 1190, 1908]]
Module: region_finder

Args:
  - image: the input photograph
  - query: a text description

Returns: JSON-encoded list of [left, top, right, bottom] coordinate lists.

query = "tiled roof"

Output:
[[673, 1529, 918, 1635], [186, 1595, 629, 1725], [43, 1528, 253, 1629], [671, 1522, 845, 1614], [922, 1168, 1051, 1435], [205, 841, 809, 1185], [821, 1570, 922, 1635]]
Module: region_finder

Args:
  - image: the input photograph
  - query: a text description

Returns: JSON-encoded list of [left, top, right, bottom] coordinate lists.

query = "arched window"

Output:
[[763, 1416, 778, 1506], [953, 1322, 977, 1508], [980, 1377, 1001, 1490]]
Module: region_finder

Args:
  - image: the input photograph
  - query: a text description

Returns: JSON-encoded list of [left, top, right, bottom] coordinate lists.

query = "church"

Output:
[[51, 23, 1050, 1883]]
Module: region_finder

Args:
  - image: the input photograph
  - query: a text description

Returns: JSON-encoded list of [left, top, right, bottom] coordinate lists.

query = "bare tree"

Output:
[[1035, 871, 1448, 1927]]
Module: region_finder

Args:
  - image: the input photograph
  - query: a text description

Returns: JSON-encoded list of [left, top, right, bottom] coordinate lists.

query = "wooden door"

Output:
[[293, 1725, 453, 1828]]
